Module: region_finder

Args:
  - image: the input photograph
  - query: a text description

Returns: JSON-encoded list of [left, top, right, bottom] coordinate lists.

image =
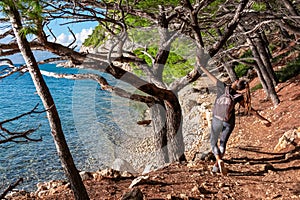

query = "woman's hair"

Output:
[[236, 79, 251, 114], [236, 79, 247, 90]]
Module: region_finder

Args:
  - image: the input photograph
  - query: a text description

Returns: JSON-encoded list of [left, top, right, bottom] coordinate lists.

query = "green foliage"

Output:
[[0, 0, 43, 37], [0, 1, 11, 14], [251, 83, 262, 92], [234, 49, 254, 78], [133, 47, 156, 66], [127, 0, 180, 11], [129, 28, 159, 47], [163, 54, 193, 84], [21, 0, 43, 20], [130, 62, 146, 78], [126, 15, 152, 28], [133, 46, 193, 84], [275, 57, 300, 82], [251, 2, 267, 11], [234, 64, 252, 78], [20, 0, 43, 37], [83, 25, 106, 47], [19, 25, 38, 37], [130, 47, 155, 78], [202, 0, 226, 16]]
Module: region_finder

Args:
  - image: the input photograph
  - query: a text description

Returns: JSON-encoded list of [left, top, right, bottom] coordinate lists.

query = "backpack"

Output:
[[213, 86, 236, 122]]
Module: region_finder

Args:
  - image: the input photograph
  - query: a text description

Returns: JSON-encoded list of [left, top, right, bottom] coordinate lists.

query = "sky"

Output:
[[0, 17, 97, 46], [46, 18, 97, 47], [0, 16, 98, 63]]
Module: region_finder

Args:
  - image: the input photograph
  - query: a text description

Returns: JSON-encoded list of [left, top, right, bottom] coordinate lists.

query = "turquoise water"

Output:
[[0, 64, 138, 191]]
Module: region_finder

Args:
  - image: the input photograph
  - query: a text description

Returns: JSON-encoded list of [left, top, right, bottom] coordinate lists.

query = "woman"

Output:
[[199, 65, 271, 175]]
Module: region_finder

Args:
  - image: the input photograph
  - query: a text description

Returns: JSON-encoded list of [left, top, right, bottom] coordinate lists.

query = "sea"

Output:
[[0, 63, 147, 191]]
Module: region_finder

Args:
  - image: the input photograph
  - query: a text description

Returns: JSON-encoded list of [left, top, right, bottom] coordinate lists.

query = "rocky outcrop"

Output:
[[274, 127, 300, 152]]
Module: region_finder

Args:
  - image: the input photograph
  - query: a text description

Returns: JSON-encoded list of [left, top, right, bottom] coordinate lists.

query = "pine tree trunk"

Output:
[[250, 32, 280, 106], [8, 4, 89, 200], [150, 92, 186, 165], [150, 103, 169, 165], [239, 25, 280, 106], [165, 93, 186, 162], [254, 33, 278, 87]]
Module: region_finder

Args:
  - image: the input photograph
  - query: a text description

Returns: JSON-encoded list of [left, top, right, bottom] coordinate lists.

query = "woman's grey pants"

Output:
[[210, 116, 236, 156]]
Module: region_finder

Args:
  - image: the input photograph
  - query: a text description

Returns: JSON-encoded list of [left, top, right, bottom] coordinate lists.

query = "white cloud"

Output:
[[55, 28, 93, 47], [57, 33, 69, 44], [76, 28, 93, 43]]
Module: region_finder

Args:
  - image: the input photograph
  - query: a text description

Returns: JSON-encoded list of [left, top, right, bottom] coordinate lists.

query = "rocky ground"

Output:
[[5, 74, 300, 200]]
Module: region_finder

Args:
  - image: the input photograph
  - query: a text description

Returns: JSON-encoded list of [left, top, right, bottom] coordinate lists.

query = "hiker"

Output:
[[199, 65, 271, 175]]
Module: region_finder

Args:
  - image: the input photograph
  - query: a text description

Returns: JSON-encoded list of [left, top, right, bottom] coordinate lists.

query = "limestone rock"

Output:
[[79, 171, 93, 181], [129, 176, 149, 188], [5, 190, 30, 199], [274, 127, 300, 152], [112, 158, 137, 174], [97, 168, 121, 178]]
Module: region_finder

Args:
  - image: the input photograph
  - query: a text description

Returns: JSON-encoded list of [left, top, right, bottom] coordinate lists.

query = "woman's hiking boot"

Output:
[[218, 160, 228, 176], [211, 164, 220, 173]]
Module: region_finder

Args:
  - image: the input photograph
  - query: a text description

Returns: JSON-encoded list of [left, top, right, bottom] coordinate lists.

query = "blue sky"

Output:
[[0, 16, 98, 63], [46, 19, 98, 47], [0, 17, 97, 46]]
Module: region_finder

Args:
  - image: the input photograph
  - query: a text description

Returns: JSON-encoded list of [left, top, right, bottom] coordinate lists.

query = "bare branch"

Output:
[[141, 50, 155, 66], [0, 59, 27, 79], [277, 20, 300, 35], [0, 104, 44, 144], [209, 0, 250, 56], [0, 178, 23, 199], [169, 68, 201, 92], [242, 20, 273, 35], [45, 22, 57, 43], [0, 29, 13, 40], [0, 104, 43, 125], [67, 27, 77, 48], [40, 70, 156, 105]]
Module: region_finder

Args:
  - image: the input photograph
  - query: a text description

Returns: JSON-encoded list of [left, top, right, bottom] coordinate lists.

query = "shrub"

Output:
[[275, 56, 300, 82]]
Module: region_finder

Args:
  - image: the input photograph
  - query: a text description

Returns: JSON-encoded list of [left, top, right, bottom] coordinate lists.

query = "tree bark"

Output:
[[280, 0, 300, 24], [7, 3, 89, 200], [250, 33, 279, 105], [150, 102, 169, 165], [223, 61, 238, 82], [147, 7, 185, 164], [165, 92, 186, 162], [239, 25, 280, 106], [254, 32, 278, 87]]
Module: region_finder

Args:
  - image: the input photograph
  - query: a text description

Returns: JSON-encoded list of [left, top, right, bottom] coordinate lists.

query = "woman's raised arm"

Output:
[[199, 65, 218, 85]]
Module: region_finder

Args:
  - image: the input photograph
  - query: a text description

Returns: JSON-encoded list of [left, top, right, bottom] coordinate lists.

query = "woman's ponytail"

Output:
[[243, 82, 251, 115]]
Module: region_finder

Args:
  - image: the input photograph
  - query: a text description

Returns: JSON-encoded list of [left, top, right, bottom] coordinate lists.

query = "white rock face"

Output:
[[111, 158, 138, 174]]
